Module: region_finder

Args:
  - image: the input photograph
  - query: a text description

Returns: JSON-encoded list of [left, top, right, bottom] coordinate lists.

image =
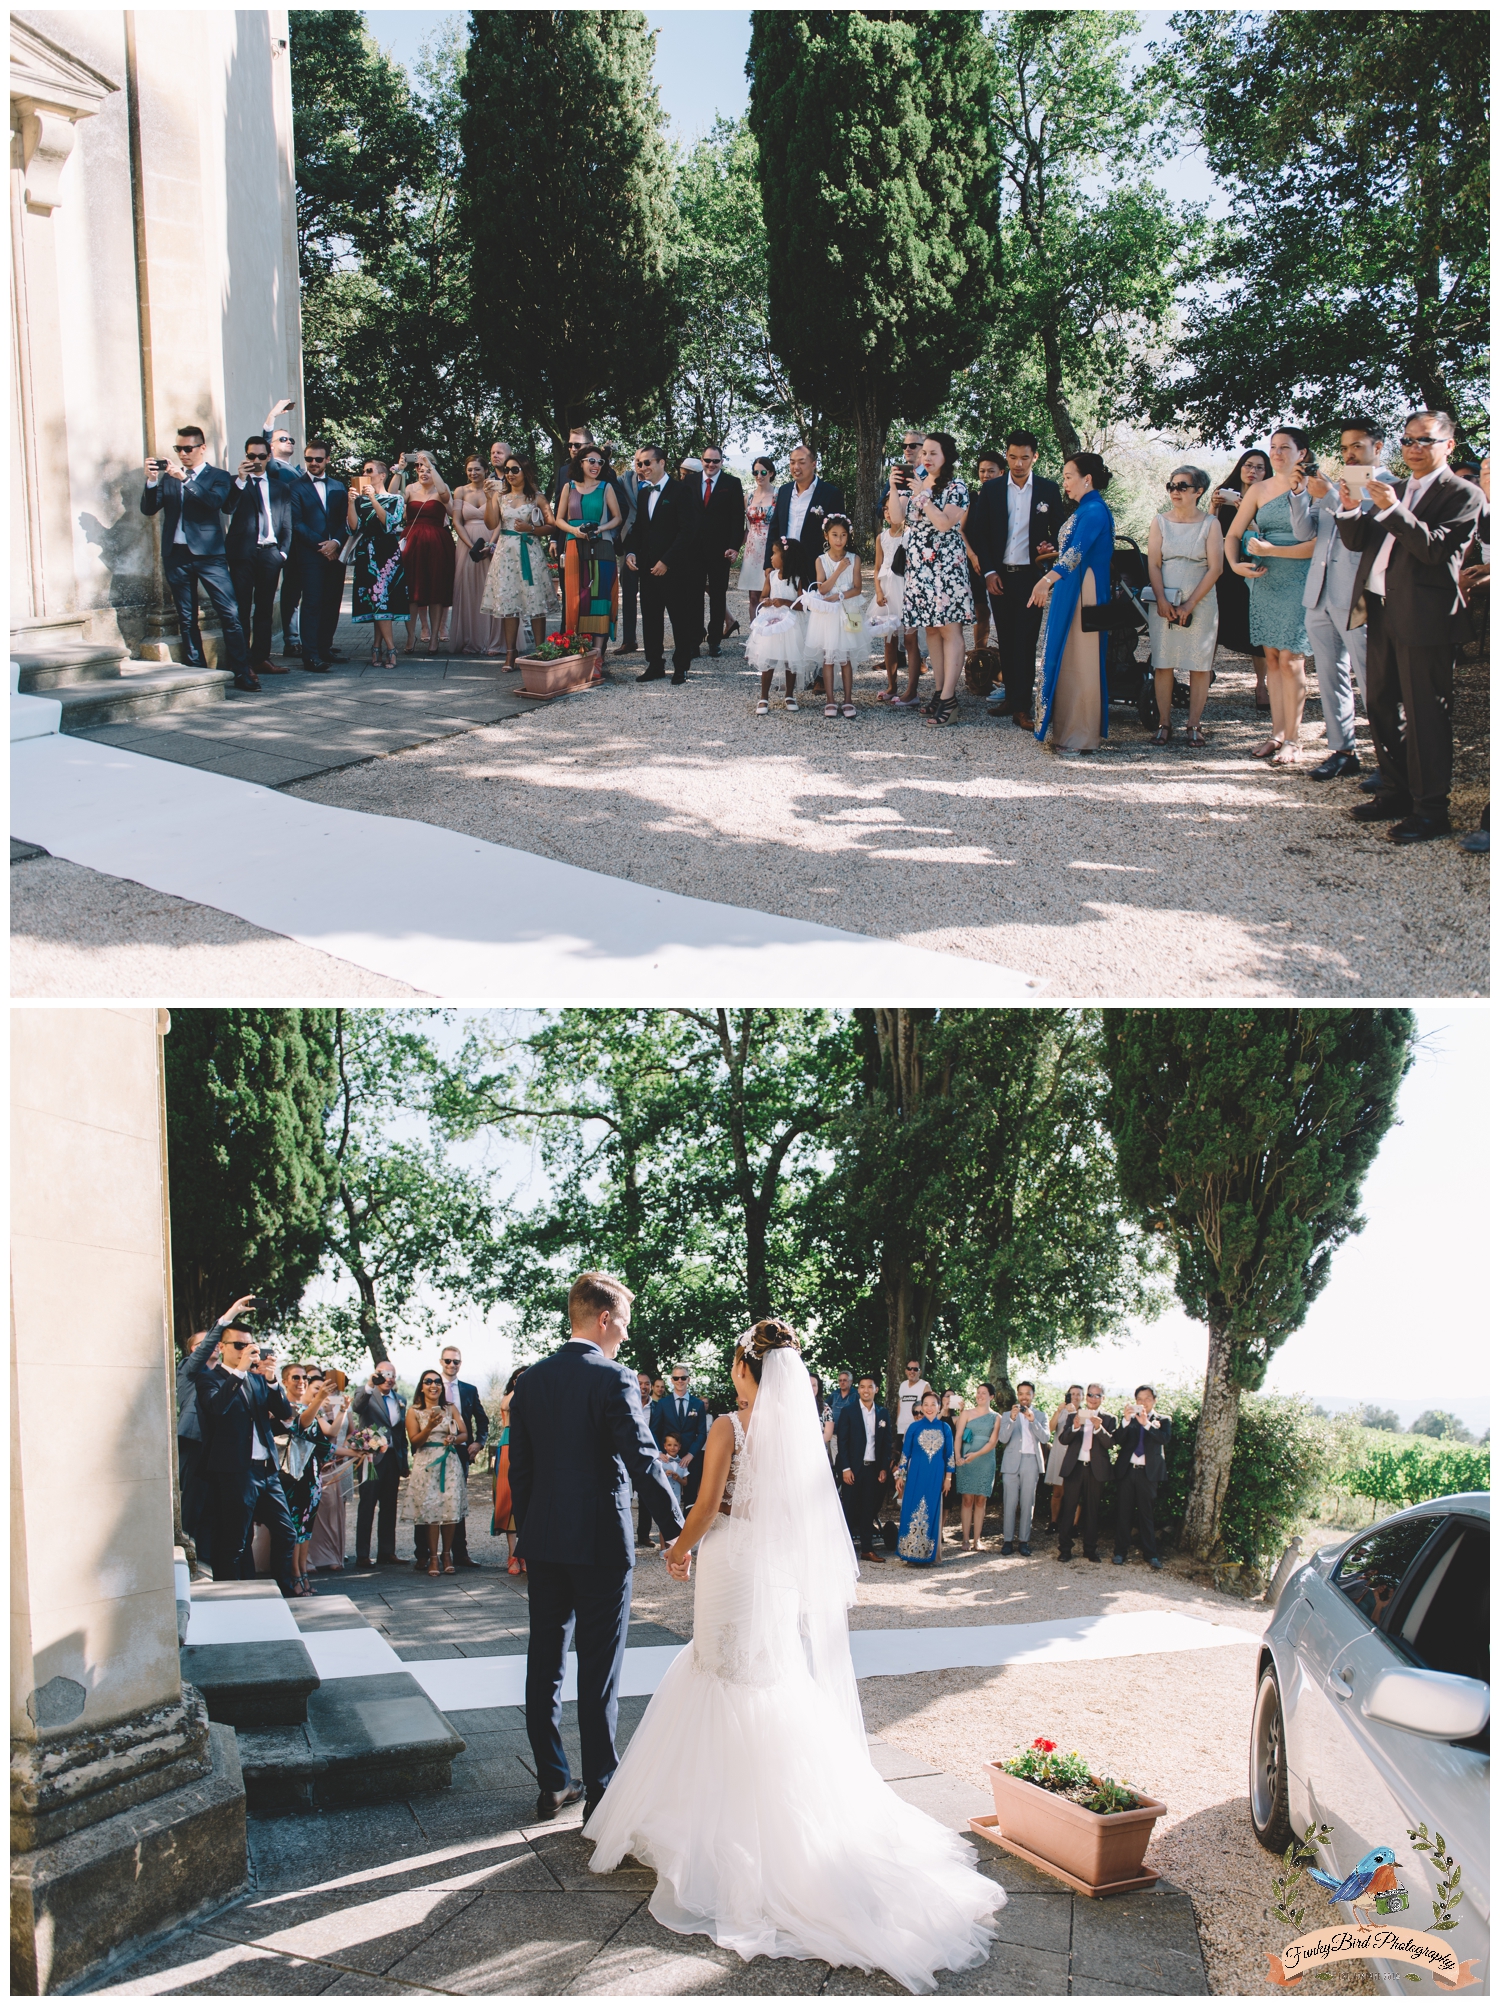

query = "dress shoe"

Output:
[[233, 670, 262, 692], [1000, 1542, 1015, 1556], [584, 1789, 605, 1823], [860, 1548, 886, 1563], [1148, 1556, 1164, 1570], [707, 646, 721, 658], [1359, 772, 1395, 794], [670, 669, 687, 685], [1085, 1552, 1102, 1563], [260, 660, 290, 675], [455, 1557, 482, 1569], [1388, 813, 1452, 845], [1057, 1551, 1073, 1563], [182, 651, 209, 669], [536, 1784, 583, 1820], [1309, 749, 1360, 782], [637, 666, 666, 682], [615, 641, 638, 655], [376, 1554, 400, 1566], [1012, 711, 1034, 730], [1019, 1543, 1031, 1557], [1351, 791, 1411, 822], [301, 658, 331, 673], [353, 1557, 375, 1570]]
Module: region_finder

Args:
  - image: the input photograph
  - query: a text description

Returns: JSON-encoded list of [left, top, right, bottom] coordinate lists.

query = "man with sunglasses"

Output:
[[1337, 410, 1483, 843], [650, 1365, 708, 1507], [141, 427, 259, 690], [227, 439, 296, 677], [693, 446, 745, 657], [352, 1363, 409, 1566], [185, 1299, 302, 1594]]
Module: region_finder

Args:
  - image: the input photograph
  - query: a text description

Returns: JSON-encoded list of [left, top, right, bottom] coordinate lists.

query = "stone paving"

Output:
[[87, 1553, 1208, 1996]]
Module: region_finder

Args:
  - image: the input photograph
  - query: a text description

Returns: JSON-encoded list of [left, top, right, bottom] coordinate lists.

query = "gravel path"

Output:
[[288, 595, 1488, 998], [10, 854, 426, 997], [628, 1534, 1375, 1995]]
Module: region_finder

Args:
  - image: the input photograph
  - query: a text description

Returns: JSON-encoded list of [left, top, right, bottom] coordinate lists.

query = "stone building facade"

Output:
[[9, 10, 302, 659]]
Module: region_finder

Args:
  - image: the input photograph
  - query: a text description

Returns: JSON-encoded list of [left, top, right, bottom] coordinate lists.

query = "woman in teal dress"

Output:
[[1224, 427, 1315, 766], [277, 1362, 334, 1596], [895, 1388, 956, 1566], [557, 447, 623, 670], [346, 461, 410, 667], [954, 1383, 1000, 1553]]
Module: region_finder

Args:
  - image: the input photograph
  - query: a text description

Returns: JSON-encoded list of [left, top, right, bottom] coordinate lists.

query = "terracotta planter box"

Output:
[[517, 652, 592, 698], [982, 1763, 1166, 1891]]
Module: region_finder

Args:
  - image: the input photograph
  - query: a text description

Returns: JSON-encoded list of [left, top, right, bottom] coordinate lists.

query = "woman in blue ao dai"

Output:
[[895, 1388, 956, 1565]]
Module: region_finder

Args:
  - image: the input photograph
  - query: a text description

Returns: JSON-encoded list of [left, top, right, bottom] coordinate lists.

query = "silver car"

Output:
[[1251, 1492, 1489, 1994]]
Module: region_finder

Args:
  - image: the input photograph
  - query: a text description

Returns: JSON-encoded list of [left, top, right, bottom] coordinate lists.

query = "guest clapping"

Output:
[[481, 456, 553, 666], [1028, 454, 1115, 754], [1146, 467, 1223, 748], [1056, 1383, 1116, 1563], [449, 455, 502, 656], [1112, 1385, 1170, 1570], [1224, 428, 1315, 764], [997, 1381, 1051, 1557], [955, 1382, 1001, 1552], [741, 457, 777, 620], [402, 451, 455, 655], [406, 1368, 468, 1576], [1289, 419, 1384, 782], [1211, 450, 1272, 711], [347, 461, 408, 667], [904, 434, 971, 728]]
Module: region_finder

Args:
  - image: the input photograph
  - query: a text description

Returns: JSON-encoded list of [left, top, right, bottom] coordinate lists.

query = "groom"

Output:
[[509, 1271, 686, 1821]]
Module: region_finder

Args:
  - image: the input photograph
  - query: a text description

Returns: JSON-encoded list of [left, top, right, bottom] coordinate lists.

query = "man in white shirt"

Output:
[[833, 1375, 891, 1562], [997, 1382, 1053, 1557], [353, 1364, 408, 1567], [227, 437, 294, 675], [971, 431, 1065, 728], [1057, 1383, 1116, 1563], [895, 1358, 931, 1436], [1338, 409, 1483, 842], [140, 424, 258, 688], [769, 443, 845, 576]]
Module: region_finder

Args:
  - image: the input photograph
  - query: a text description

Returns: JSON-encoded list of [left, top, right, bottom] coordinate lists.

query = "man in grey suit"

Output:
[[997, 1382, 1052, 1557], [1289, 418, 1383, 783]]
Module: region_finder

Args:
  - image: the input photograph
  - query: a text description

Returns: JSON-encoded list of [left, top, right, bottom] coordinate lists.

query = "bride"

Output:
[[585, 1319, 1004, 1993]]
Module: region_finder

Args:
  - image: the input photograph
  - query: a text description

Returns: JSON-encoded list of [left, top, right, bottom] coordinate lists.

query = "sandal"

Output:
[[876, 689, 894, 704], [756, 699, 769, 714], [443, 1561, 456, 1574], [841, 702, 856, 719], [824, 703, 838, 718], [1186, 725, 1208, 747], [1251, 735, 1283, 759], [1271, 740, 1300, 764], [507, 1557, 521, 1576], [923, 697, 957, 727], [785, 696, 798, 712], [427, 1562, 440, 1577], [1152, 725, 1173, 745]]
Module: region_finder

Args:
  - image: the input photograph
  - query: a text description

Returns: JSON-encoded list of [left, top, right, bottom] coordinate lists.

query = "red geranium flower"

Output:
[[1032, 1737, 1057, 1752]]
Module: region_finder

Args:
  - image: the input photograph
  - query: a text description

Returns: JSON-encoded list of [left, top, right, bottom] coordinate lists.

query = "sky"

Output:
[[352, 1008, 1489, 1432]]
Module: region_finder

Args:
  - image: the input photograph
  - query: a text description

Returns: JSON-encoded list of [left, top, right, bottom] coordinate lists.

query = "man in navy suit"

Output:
[[651, 1365, 709, 1507], [1056, 1384, 1117, 1564], [967, 430, 1067, 729], [624, 446, 698, 684], [833, 1374, 892, 1562], [266, 434, 348, 673], [767, 443, 845, 574], [433, 1343, 490, 1570], [185, 1303, 300, 1593], [140, 426, 258, 690], [225, 437, 296, 677], [1112, 1385, 1170, 1570], [509, 1271, 684, 1822]]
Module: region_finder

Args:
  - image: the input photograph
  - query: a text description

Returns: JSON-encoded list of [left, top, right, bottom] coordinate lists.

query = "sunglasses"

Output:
[[247, 453, 270, 463], [703, 458, 722, 467], [504, 464, 522, 474], [1400, 436, 1443, 450], [1166, 481, 1199, 493]]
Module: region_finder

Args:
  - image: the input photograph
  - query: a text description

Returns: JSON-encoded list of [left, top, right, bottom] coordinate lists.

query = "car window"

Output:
[[1394, 1520, 1489, 1685], [1332, 1517, 1441, 1632]]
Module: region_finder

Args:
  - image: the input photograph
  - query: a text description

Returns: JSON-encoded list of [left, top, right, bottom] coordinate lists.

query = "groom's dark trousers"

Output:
[[509, 1335, 684, 1798]]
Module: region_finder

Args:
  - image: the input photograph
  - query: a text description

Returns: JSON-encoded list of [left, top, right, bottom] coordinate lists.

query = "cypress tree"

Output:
[[1102, 1009, 1415, 1560], [748, 11, 999, 532], [459, 11, 677, 453]]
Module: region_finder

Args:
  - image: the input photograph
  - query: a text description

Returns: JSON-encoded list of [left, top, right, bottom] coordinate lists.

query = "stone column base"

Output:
[[10, 1721, 247, 1995]]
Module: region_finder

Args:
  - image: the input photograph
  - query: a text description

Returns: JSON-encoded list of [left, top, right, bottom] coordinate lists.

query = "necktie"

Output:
[[704, 477, 713, 502], [258, 478, 274, 542]]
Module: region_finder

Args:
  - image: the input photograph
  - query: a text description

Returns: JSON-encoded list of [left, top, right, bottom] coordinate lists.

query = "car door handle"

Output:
[[1329, 1669, 1354, 1700]]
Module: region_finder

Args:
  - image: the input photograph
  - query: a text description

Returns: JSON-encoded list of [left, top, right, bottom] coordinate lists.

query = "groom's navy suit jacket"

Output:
[[510, 1338, 685, 1567]]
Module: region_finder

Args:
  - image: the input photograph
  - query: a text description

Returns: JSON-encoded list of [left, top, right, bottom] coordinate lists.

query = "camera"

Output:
[[149, 458, 170, 472]]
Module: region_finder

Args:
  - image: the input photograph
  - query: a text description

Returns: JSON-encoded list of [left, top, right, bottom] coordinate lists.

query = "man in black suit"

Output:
[[967, 430, 1067, 729], [624, 445, 698, 684], [186, 1310, 301, 1593], [352, 1363, 408, 1566], [1338, 410, 1484, 843], [768, 443, 845, 573], [140, 426, 258, 690], [272, 437, 348, 673], [432, 1343, 489, 1569], [1056, 1383, 1116, 1563], [693, 445, 745, 655], [650, 1365, 709, 1508], [225, 437, 295, 678], [509, 1271, 683, 1821], [1112, 1386, 1171, 1570], [833, 1374, 892, 1563]]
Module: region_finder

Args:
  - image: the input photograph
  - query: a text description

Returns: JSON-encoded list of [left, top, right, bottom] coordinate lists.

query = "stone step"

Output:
[[237, 1595, 465, 1811], [52, 662, 231, 729], [180, 1579, 319, 1728], [12, 644, 129, 691]]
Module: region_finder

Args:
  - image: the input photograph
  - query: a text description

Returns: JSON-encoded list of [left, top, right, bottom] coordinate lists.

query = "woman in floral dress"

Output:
[[405, 1368, 469, 1576], [740, 457, 777, 619], [894, 1388, 956, 1565], [901, 432, 971, 727], [278, 1361, 335, 1595], [347, 461, 409, 666], [482, 456, 556, 666]]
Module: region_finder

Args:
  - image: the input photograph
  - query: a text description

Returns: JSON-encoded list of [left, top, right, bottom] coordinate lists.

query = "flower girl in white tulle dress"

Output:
[[747, 536, 809, 714], [803, 514, 864, 719]]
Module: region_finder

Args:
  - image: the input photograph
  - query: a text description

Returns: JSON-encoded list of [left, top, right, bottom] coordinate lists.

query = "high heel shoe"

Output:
[[722, 617, 741, 638]]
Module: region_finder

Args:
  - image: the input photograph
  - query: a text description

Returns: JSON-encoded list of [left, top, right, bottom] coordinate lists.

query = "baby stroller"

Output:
[[1101, 536, 1152, 718]]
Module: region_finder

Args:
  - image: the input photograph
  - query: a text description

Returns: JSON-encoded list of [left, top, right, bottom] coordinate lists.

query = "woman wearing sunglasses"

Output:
[[406, 1369, 469, 1576], [1145, 467, 1224, 747], [556, 445, 623, 673], [481, 457, 555, 666]]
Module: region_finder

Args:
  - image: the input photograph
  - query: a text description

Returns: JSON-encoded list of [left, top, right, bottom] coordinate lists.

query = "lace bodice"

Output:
[[716, 1411, 746, 1516]]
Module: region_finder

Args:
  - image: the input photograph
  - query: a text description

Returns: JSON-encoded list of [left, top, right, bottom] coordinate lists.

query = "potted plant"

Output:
[[975, 1737, 1167, 1895], [516, 629, 593, 697]]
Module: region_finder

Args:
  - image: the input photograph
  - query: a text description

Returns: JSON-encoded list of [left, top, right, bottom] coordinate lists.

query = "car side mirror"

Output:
[[1362, 1667, 1489, 1741]]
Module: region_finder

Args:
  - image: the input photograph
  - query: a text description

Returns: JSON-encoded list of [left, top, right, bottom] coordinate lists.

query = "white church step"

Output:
[[12, 644, 129, 691], [52, 662, 231, 729]]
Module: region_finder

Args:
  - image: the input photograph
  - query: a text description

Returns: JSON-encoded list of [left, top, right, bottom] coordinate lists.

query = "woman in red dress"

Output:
[[402, 451, 456, 654]]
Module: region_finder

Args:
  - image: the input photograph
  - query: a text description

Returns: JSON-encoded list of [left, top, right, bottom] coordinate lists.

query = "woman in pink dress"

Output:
[[448, 456, 503, 655], [401, 451, 456, 653]]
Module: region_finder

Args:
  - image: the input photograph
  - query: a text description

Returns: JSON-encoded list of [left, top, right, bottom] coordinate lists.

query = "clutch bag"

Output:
[[1080, 600, 1139, 634]]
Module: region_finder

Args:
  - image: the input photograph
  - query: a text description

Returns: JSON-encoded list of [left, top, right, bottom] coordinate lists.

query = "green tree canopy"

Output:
[[1102, 1008, 1415, 1557], [1410, 1409, 1474, 1444], [1145, 9, 1489, 441], [164, 1011, 339, 1347], [1352, 1403, 1401, 1433], [748, 10, 1000, 529], [459, 11, 678, 455]]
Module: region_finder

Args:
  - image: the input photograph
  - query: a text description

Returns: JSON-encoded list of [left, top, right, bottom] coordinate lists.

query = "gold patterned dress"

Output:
[[896, 1418, 955, 1564]]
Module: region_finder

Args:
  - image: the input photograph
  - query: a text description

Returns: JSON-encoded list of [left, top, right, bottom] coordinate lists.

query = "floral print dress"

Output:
[[896, 1418, 956, 1564], [351, 492, 410, 621], [900, 478, 971, 628]]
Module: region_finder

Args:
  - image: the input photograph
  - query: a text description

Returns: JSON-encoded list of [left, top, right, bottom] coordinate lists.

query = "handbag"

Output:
[[890, 545, 907, 576], [468, 540, 491, 563], [1081, 598, 1141, 634], [337, 532, 360, 565]]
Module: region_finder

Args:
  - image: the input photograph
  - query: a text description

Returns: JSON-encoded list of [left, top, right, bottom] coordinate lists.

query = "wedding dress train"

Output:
[[585, 1366, 1003, 1994]]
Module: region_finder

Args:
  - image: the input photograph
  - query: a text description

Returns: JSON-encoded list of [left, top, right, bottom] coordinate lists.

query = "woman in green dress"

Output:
[[1223, 427, 1316, 765], [954, 1383, 1000, 1552], [346, 460, 410, 666], [557, 447, 623, 670]]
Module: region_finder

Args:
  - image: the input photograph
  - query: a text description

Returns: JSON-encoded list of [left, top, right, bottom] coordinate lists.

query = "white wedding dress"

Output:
[[584, 1349, 1003, 1993]]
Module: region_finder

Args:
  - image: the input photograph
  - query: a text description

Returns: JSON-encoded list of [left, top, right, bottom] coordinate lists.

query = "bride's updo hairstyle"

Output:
[[736, 1317, 802, 1383]]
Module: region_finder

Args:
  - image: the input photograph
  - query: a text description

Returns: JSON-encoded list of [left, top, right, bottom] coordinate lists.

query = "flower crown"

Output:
[[822, 512, 853, 535]]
